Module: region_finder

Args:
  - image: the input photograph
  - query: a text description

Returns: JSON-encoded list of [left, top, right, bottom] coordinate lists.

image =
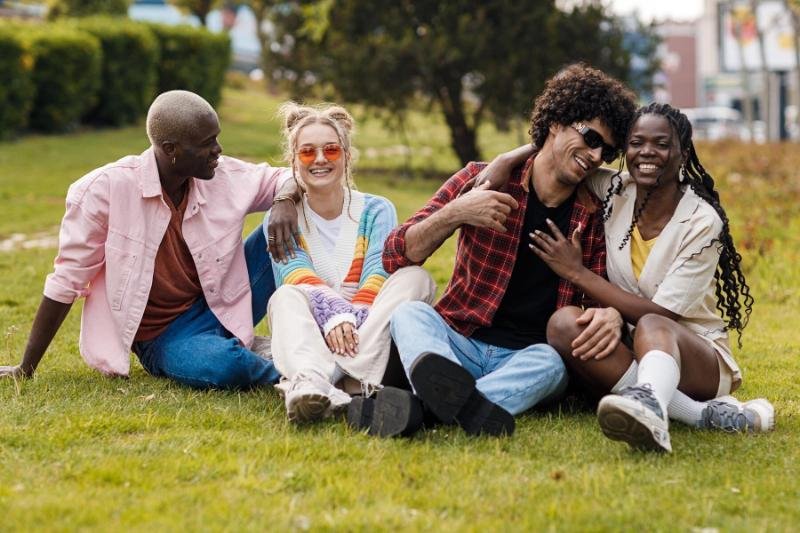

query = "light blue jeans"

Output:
[[390, 301, 568, 415], [132, 226, 280, 389]]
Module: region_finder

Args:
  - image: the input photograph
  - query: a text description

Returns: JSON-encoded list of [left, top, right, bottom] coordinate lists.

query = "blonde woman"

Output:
[[264, 103, 435, 424]]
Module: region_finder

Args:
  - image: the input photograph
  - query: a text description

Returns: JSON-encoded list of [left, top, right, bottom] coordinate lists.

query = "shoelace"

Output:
[[702, 401, 751, 432], [360, 380, 382, 398], [619, 385, 664, 419]]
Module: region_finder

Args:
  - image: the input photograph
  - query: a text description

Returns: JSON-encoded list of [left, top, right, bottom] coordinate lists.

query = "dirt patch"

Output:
[[0, 232, 59, 252]]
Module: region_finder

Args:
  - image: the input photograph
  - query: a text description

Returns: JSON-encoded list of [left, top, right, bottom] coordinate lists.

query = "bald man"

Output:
[[0, 91, 298, 389]]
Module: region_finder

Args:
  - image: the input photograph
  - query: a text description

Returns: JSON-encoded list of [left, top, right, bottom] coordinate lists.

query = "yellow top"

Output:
[[631, 225, 658, 279]]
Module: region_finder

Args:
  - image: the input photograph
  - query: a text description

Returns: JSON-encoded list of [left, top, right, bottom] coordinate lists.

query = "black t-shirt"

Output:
[[471, 190, 576, 350]]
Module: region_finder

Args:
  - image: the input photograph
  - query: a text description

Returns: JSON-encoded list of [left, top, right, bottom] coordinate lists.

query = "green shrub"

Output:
[[0, 27, 35, 139], [47, 0, 131, 19], [147, 23, 231, 107], [25, 25, 102, 132], [74, 17, 159, 126]]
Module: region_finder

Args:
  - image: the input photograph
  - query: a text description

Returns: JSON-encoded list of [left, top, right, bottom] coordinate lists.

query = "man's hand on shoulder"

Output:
[[473, 144, 537, 191], [448, 181, 519, 232]]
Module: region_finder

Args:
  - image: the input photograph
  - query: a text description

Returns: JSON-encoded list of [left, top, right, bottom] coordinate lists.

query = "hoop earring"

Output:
[[679, 165, 686, 183]]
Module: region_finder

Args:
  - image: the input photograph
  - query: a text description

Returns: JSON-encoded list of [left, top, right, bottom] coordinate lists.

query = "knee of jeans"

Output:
[[390, 300, 431, 332], [205, 351, 262, 390]]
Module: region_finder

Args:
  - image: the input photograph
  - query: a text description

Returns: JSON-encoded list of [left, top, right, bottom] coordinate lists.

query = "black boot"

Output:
[[410, 352, 514, 436]]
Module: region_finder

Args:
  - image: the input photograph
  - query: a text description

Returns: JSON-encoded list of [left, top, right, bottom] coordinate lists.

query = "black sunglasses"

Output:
[[570, 123, 618, 163]]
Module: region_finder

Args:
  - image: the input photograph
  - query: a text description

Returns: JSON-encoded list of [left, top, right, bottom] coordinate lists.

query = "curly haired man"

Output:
[[350, 64, 637, 437]]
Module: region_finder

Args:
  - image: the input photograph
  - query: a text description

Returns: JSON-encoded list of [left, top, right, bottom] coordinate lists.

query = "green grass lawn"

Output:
[[1, 83, 799, 531]]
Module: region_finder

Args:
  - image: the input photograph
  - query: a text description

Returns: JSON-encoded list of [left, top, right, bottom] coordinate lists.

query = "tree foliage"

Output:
[[264, 0, 656, 164], [169, 0, 219, 26]]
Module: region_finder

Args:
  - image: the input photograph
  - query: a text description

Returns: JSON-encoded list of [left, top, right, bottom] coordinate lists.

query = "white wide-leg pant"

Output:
[[267, 266, 436, 390]]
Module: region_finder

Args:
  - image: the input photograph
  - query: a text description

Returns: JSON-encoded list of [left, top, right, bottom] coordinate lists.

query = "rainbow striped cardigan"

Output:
[[265, 190, 397, 336]]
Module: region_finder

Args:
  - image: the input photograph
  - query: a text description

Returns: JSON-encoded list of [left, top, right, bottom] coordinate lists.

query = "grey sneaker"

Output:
[[597, 384, 672, 453], [700, 398, 775, 433], [250, 335, 272, 362]]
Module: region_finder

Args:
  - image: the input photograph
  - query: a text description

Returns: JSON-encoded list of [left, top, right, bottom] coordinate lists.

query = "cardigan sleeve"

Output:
[[349, 196, 397, 310], [265, 210, 358, 336]]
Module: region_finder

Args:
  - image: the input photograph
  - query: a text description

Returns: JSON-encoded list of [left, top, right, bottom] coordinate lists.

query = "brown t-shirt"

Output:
[[135, 190, 203, 342]]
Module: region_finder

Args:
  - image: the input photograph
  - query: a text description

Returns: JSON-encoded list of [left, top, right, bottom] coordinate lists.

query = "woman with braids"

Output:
[[482, 103, 773, 453], [264, 102, 435, 424]]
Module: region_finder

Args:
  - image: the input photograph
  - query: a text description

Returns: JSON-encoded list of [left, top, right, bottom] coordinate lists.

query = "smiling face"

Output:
[[549, 117, 616, 188], [626, 113, 684, 190], [293, 122, 346, 192], [172, 112, 222, 181]]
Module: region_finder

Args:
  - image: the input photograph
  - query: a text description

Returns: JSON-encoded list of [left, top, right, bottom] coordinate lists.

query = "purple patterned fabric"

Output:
[[308, 288, 357, 332]]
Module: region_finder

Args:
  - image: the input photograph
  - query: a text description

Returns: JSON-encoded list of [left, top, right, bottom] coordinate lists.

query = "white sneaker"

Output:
[[701, 397, 775, 433], [325, 384, 353, 417], [597, 384, 672, 453], [283, 374, 331, 423]]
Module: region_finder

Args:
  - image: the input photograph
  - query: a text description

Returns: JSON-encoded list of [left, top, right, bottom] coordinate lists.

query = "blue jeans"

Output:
[[132, 226, 280, 389], [390, 301, 568, 415]]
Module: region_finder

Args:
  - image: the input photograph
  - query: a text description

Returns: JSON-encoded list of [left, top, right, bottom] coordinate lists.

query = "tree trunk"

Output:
[[435, 83, 481, 166]]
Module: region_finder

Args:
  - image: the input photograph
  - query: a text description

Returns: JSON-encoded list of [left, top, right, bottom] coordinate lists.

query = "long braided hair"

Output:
[[609, 102, 754, 345]]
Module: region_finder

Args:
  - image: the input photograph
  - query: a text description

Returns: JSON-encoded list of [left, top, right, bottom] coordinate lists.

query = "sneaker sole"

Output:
[[744, 398, 775, 432], [597, 396, 672, 453], [410, 353, 475, 424], [287, 393, 331, 423]]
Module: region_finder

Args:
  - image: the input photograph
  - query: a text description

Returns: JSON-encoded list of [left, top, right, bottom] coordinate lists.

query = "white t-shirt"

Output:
[[307, 206, 344, 255]]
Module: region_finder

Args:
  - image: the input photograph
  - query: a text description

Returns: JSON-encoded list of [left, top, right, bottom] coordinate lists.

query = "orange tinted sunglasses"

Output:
[[296, 143, 343, 165]]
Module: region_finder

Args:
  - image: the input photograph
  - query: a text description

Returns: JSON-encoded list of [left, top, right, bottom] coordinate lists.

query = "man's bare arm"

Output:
[[404, 182, 519, 263], [0, 296, 72, 379]]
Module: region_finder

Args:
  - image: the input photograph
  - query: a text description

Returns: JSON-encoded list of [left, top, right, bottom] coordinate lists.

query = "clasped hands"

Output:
[[325, 322, 359, 358]]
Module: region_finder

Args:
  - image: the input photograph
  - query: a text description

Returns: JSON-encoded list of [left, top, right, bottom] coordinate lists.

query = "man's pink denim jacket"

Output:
[[43, 148, 288, 377]]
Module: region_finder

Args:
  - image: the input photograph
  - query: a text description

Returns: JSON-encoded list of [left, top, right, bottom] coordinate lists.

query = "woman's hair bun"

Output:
[[278, 101, 313, 131], [324, 106, 355, 134]]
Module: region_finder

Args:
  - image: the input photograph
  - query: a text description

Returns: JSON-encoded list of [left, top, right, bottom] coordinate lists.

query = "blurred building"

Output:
[[653, 21, 698, 108], [652, 0, 798, 140]]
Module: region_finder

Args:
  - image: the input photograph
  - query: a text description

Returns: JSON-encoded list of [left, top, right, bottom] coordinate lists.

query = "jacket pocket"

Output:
[[211, 228, 249, 303], [106, 230, 142, 311]]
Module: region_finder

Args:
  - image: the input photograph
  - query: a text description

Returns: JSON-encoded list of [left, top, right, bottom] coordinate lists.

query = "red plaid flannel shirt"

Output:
[[382, 157, 607, 336]]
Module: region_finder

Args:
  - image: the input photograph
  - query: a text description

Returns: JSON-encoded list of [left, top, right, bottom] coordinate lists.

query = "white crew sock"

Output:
[[611, 361, 639, 393], [667, 391, 708, 427], [636, 349, 680, 416]]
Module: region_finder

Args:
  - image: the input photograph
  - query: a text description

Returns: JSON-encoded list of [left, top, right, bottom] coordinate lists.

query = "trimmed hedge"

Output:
[[26, 25, 102, 132], [0, 27, 35, 139], [47, 0, 131, 20], [75, 17, 159, 126], [0, 19, 230, 138], [147, 23, 231, 107]]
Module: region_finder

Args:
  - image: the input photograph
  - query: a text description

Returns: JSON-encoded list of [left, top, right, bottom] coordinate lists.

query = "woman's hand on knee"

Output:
[[571, 307, 623, 360], [325, 322, 359, 357]]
